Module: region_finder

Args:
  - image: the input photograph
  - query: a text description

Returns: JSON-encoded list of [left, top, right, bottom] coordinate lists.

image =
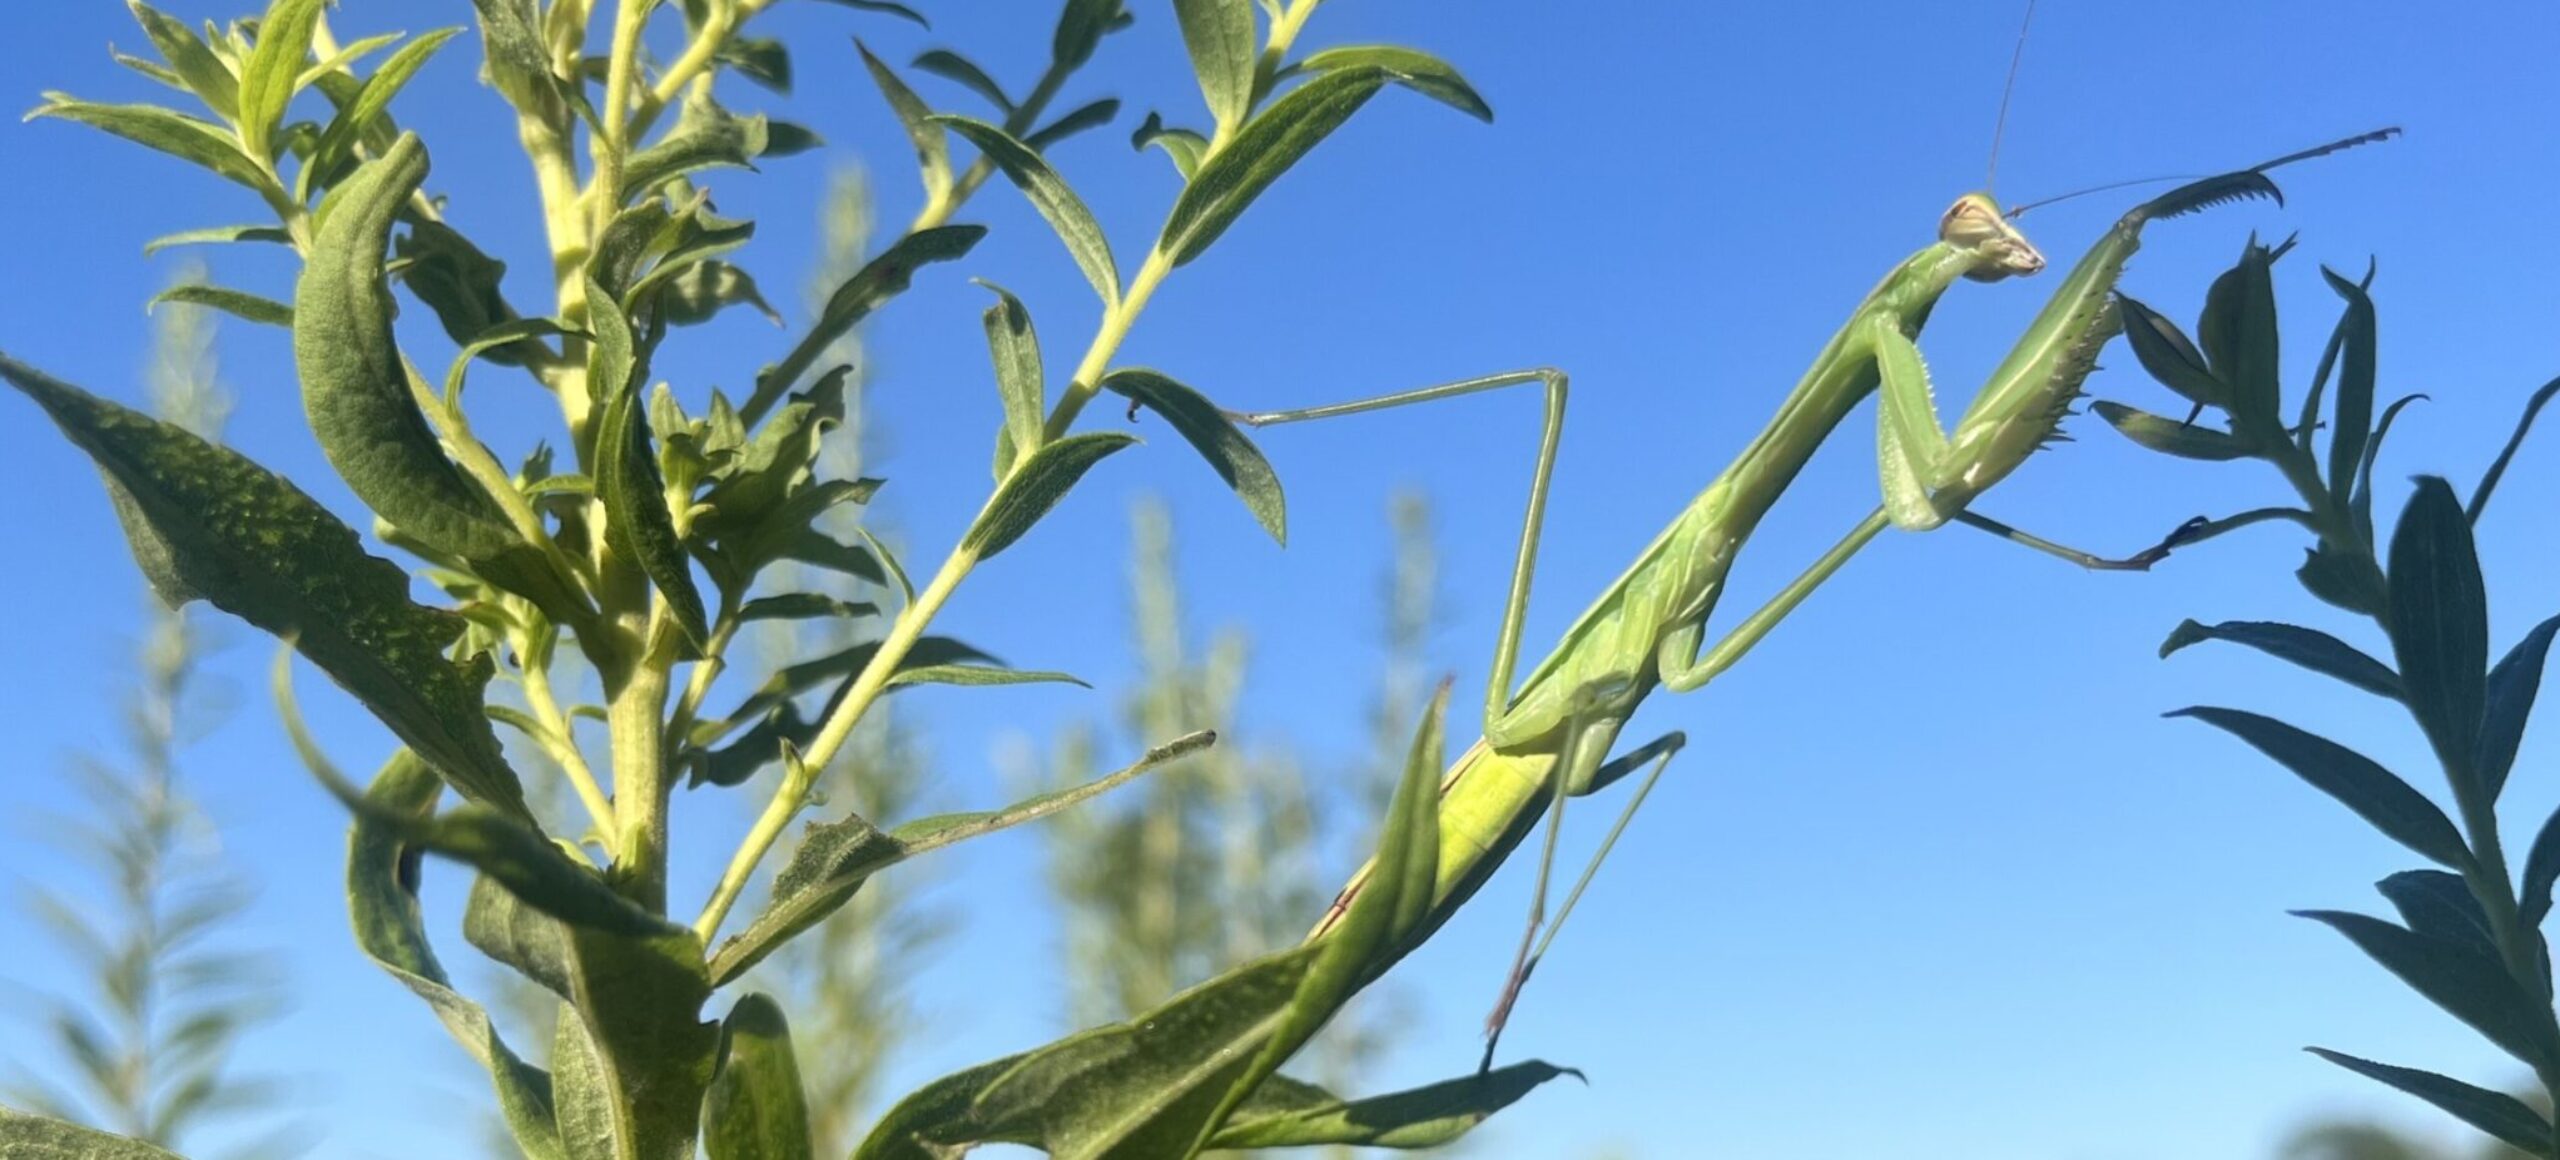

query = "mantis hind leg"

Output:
[[1481, 721, 1686, 1073], [1233, 369, 1568, 730]]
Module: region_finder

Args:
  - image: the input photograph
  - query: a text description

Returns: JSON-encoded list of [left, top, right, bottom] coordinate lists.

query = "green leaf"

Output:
[[736, 593, 877, 623], [1052, 0, 1124, 69], [717, 37, 794, 95], [552, 1006, 618, 1160], [150, 282, 293, 327], [2321, 265, 2379, 503], [816, 0, 929, 26], [465, 873, 572, 1000], [1203, 1062, 1576, 1150], [709, 731, 1213, 987], [1173, 0, 1254, 130], [2158, 619, 2401, 700], [750, 224, 986, 425], [910, 50, 1011, 114], [1293, 45, 1494, 122], [2297, 543, 2388, 619], [962, 431, 1138, 560], [308, 27, 465, 195], [2090, 401, 2253, 461], [0, 1108, 188, 1158], [127, 1, 240, 121], [857, 40, 952, 206], [885, 665, 1087, 689], [2197, 238, 2282, 437], [142, 223, 291, 256], [624, 94, 770, 197], [976, 280, 1046, 463], [2353, 393, 2429, 539], [2296, 909, 2560, 1070], [345, 754, 565, 1160], [591, 283, 712, 651], [854, 1055, 1027, 1160], [2480, 614, 2560, 802], [2521, 803, 2560, 927], [703, 994, 815, 1160], [1, 353, 528, 816], [298, 31, 405, 91], [2112, 292, 2225, 411], [398, 218, 531, 361], [296, 135, 522, 561], [1130, 111, 1207, 179], [2374, 870, 2496, 956], [445, 319, 575, 403], [1102, 368, 1284, 543], [237, 0, 323, 161], [935, 115, 1120, 304], [469, 0, 561, 113], [2305, 1048, 2553, 1155], [2387, 476, 2491, 800], [1158, 66, 1390, 267], [1025, 98, 1122, 153], [27, 97, 270, 193], [2168, 707, 2469, 869]]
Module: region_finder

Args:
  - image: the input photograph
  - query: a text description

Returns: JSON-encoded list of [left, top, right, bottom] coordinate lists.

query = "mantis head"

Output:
[[1940, 193, 2044, 282]]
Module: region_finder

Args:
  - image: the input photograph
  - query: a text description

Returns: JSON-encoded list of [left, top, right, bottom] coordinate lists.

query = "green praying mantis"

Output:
[[1233, 126, 2399, 1065]]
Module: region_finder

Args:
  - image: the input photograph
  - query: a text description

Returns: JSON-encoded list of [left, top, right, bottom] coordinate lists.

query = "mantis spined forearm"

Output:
[[1243, 129, 2397, 1059]]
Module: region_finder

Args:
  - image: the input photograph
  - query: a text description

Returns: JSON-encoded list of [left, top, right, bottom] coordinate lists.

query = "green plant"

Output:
[[2099, 239, 2560, 1156], [0, 1, 1561, 1156], [5, 268, 300, 1159]]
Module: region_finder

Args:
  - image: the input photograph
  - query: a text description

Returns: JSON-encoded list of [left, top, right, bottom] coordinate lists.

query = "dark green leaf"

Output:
[[2296, 909, 2559, 1069], [777, 529, 887, 585], [552, 1006, 617, 1160], [704, 994, 815, 1160], [1052, 0, 1124, 69], [935, 115, 1119, 304], [1, 353, 528, 816], [2168, 707, 2469, 869], [1204, 1061, 1576, 1150], [1158, 66, 1389, 266], [2197, 239, 2282, 437], [2322, 265, 2378, 503], [717, 37, 794, 95], [737, 593, 876, 623], [2387, 477, 2491, 800], [853, 1055, 1027, 1160], [2520, 802, 2560, 927], [2305, 1048, 2553, 1155], [142, 223, 292, 255], [468, 0, 559, 112], [2473, 375, 2560, 524], [1025, 98, 1122, 152], [297, 135, 521, 560], [27, 97, 271, 193], [308, 27, 464, 195], [445, 319, 574, 403], [0, 1107, 188, 1158], [2158, 619, 2401, 700], [151, 282, 293, 327], [591, 282, 712, 651], [976, 280, 1046, 463], [344, 754, 565, 1160], [710, 732, 1213, 987], [2112, 292, 2225, 411], [127, 1, 240, 121], [2090, 401, 2253, 461], [962, 431, 1138, 560], [2375, 869, 2496, 956], [464, 873, 571, 999], [624, 95, 770, 197], [2480, 614, 2560, 802], [1293, 45, 1493, 122], [1130, 111, 1207, 178], [398, 218, 531, 361], [1103, 368, 1284, 543], [857, 40, 952, 205], [885, 665, 1087, 689], [910, 49, 1011, 114], [762, 120, 822, 158], [2297, 544, 2388, 619], [1173, 0, 1254, 129], [2353, 393, 2429, 539], [238, 0, 324, 161], [751, 224, 985, 425], [816, 0, 928, 25]]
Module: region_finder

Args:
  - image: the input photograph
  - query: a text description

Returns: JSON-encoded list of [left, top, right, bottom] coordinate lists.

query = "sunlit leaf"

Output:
[[1203, 1062, 1576, 1150], [1102, 368, 1284, 543], [151, 282, 293, 328], [2090, 401, 2252, 461], [704, 994, 815, 1160], [857, 40, 951, 206], [1158, 66, 1390, 266], [237, 0, 324, 162], [935, 115, 1119, 305], [1173, 0, 1253, 130], [1292, 45, 1493, 122], [910, 50, 1011, 114], [961, 431, 1138, 560], [126, 1, 241, 121]]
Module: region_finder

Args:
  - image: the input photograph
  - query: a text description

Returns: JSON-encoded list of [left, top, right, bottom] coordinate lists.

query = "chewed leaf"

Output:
[[1293, 45, 1494, 122], [962, 432, 1138, 559], [1158, 66, 1391, 266], [1104, 368, 1284, 542], [935, 115, 1119, 304], [1, 353, 527, 817]]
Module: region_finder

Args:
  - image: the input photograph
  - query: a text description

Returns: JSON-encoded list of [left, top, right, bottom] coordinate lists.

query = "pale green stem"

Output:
[[523, 633, 618, 841]]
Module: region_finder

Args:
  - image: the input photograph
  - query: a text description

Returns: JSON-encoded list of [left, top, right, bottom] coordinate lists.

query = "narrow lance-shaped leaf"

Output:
[[856, 39, 951, 206], [1173, 0, 1255, 130], [1203, 1062, 1578, 1151], [2353, 393, 2429, 539], [1103, 368, 1284, 543], [2306, 1048, 2555, 1155], [1158, 66, 1391, 266], [2158, 619, 2402, 700], [2322, 265, 2379, 502], [237, 0, 324, 162], [127, 1, 240, 121], [2168, 707, 2470, 870], [2112, 292, 2226, 412], [910, 50, 1011, 114], [2479, 614, 2560, 802], [623, 95, 771, 198], [142, 223, 293, 256], [2375, 870, 2497, 955], [2197, 239, 2283, 437], [2295, 909, 2560, 1071], [817, 0, 928, 26], [935, 115, 1120, 305], [1025, 98, 1122, 153], [2386, 477, 2491, 799], [296, 133, 522, 561], [977, 280, 1046, 463], [0, 1108, 189, 1159], [2520, 802, 2560, 927], [750, 224, 986, 425], [590, 282, 712, 651], [1052, 0, 1123, 69], [2091, 401, 2253, 462], [1292, 45, 1495, 122], [151, 283, 294, 328], [961, 431, 1138, 560], [308, 27, 466, 193], [27, 97, 271, 193], [2469, 374, 2560, 524], [703, 994, 816, 1160], [0, 353, 528, 816]]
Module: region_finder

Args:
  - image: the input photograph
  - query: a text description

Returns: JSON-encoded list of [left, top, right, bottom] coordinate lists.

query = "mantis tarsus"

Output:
[[1234, 126, 2398, 1068]]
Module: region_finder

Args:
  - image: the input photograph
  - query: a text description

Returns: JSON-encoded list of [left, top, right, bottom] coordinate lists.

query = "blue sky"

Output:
[[4, 1, 2560, 1157]]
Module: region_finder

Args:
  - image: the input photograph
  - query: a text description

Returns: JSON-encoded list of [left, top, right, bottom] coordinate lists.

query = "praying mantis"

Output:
[[1235, 126, 2398, 1063]]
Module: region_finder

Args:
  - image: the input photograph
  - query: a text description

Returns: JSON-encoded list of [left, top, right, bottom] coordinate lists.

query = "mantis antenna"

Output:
[[1984, 0, 2038, 194]]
